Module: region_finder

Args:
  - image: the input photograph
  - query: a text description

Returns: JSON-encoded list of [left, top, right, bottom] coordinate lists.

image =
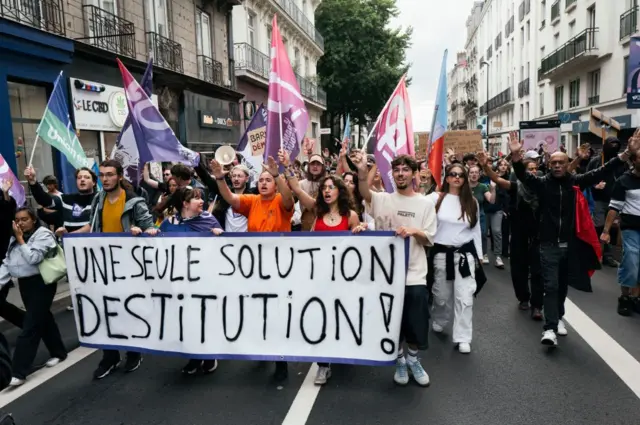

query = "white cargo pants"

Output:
[[431, 252, 477, 344]]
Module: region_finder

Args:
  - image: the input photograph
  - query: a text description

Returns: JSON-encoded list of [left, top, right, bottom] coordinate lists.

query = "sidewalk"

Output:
[[0, 278, 72, 331]]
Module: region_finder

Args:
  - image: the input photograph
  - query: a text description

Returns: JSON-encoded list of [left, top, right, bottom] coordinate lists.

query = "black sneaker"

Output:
[[123, 353, 143, 373], [604, 258, 620, 268], [531, 308, 543, 321], [274, 361, 288, 381], [182, 359, 203, 375], [93, 359, 119, 380], [618, 296, 633, 316], [632, 297, 640, 314], [202, 359, 218, 374], [518, 301, 530, 310]]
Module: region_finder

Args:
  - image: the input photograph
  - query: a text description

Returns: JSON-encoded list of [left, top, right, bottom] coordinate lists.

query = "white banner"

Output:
[[63, 233, 408, 365]]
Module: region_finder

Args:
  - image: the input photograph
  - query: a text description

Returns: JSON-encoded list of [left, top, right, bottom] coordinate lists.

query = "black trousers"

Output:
[[501, 214, 510, 257], [12, 275, 67, 379], [539, 244, 570, 332], [509, 213, 543, 309], [101, 349, 140, 365], [0, 284, 24, 329]]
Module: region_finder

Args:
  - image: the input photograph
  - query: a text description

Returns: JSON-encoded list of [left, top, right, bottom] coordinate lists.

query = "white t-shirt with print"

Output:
[[367, 191, 437, 286], [225, 207, 248, 232]]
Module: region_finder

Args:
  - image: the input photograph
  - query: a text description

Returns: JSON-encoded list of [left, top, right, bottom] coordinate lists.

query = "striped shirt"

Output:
[[29, 182, 95, 232], [609, 171, 640, 231]]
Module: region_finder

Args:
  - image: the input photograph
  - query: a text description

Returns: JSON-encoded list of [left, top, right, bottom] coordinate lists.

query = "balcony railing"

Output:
[[505, 16, 515, 37], [539, 28, 598, 77], [588, 95, 599, 105], [147, 32, 183, 73], [518, 78, 530, 98], [234, 43, 270, 80], [480, 87, 513, 115], [621, 6, 638, 40], [566, 0, 577, 10], [295, 72, 326, 106], [495, 32, 502, 49], [77, 5, 135, 57], [551, 1, 560, 23], [273, 0, 324, 50], [0, 0, 65, 36], [198, 55, 224, 86]]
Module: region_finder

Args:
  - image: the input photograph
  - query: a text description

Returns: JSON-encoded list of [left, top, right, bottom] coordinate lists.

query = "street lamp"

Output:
[[481, 60, 490, 151]]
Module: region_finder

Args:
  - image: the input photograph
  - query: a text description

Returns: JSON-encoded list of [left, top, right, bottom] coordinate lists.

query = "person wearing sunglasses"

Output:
[[427, 164, 485, 354]]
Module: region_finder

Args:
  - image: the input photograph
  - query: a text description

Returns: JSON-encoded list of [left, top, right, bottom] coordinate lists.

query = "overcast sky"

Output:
[[391, 0, 479, 132]]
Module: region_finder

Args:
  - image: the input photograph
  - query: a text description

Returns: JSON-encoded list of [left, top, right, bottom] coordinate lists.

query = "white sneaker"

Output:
[[557, 319, 568, 336], [458, 343, 471, 354], [432, 323, 444, 333], [495, 256, 504, 268], [314, 366, 332, 385], [46, 357, 62, 367], [9, 377, 25, 387], [406, 359, 430, 387], [482, 255, 489, 265], [393, 359, 409, 386], [541, 329, 558, 346], [66, 305, 74, 311]]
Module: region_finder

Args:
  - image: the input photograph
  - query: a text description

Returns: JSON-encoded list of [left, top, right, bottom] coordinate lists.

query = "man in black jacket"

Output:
[[510, 131, 633, 347]]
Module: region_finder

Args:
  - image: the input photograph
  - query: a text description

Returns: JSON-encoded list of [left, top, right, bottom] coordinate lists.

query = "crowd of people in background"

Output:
[[0, 130, 638, 393]]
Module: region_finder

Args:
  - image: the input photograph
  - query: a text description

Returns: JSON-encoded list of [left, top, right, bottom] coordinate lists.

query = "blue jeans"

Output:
[[480, 213, 487, 256], [618, 230, 640, 288]]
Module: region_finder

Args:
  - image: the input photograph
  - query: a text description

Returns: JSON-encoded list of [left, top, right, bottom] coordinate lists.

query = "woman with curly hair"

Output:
[[342, 171, 375, 229]]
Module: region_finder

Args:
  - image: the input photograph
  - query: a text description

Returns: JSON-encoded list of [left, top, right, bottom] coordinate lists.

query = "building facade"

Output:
[[463, 0, 640, 155], [1, 0, 244, 192], [447, 51, 470, 131], [232, 0, 326, 146]]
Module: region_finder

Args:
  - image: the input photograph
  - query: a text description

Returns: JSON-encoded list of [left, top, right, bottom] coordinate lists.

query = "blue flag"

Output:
[[343, 114, 352, 152], [91, 162, 103, 191], [117, 59, 199, 168], [111, 59, 153, 184]]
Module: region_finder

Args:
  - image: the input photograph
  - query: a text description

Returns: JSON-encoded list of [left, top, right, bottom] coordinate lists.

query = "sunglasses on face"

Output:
[[447, 172, 465, 179]]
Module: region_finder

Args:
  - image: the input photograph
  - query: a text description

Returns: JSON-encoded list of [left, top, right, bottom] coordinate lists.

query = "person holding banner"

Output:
[[157, 187, 223, 375], [78, 160, 157, 379], [0, 207, 67, 386], [209, 153, 294, 381], [353, 151, 437, 387], [428, 164, 484, 354]]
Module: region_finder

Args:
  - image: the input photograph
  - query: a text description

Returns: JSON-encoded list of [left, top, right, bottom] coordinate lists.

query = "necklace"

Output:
[[327, 212, 339, 224]]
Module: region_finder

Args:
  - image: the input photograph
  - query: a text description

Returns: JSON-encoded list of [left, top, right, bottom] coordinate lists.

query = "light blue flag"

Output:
[[343, 114, 352, 152]]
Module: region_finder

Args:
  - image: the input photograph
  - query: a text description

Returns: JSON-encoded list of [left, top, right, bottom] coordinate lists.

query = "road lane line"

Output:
[[0, 347, 96, 408], [281, 363, 320, 425], [565, 298, 640, 399]]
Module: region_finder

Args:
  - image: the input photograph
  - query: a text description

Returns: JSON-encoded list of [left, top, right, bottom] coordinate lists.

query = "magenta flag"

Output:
[[0, 154, 25, 206], [265, 14, 309, 164]]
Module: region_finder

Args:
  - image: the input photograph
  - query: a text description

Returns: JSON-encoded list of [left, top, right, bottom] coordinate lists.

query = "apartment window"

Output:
[[539, 92, 544, 115], [304, 55, 309, 76], [247, 11, 256, 47], [624, 55, 629, 95], [520, 65, 524, 81], [520, 104, 524, 121], [145, 0, 169, 37], [521, 27, 525, 45], [588, 5, 596, 28], [267, 25, 272, 51], [293, 47, 300, 72], [88, 0, 117, 14], [526, 61, 530, 78], [312, 122, 319, 138], [525, 101, 529, 119], [196, 10, 212, 58], [554, 85, 564, 111], [569, 78, 580, 108], [526, 20, 530, 40], [568, 20, 575, 37], [589, 69, 600, 104]]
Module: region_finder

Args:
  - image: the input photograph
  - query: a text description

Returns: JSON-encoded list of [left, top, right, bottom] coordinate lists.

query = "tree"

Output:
[[315, 0, 412, 142]]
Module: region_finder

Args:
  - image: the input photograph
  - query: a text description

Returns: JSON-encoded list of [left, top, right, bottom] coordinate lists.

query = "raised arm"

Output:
[[508, 131, 544, 193], [478, 151, 512, 190], [575, 152, 627, 189], [210, 160, 242, 211], [24, 166, 56, 208], [353, 151, 373, 204], [280, 150, 316, 211], [142, 163, 160, 190], [264, 152, 294, 211]]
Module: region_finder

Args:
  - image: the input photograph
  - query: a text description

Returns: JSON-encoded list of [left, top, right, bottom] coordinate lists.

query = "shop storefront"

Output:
[[0, 17, 74, 192], [69, 77, 158, 162], [182, 90, 241, 153]]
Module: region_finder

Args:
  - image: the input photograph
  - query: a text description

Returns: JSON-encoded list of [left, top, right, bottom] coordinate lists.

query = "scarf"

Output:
[[178, 211, 221, 232]]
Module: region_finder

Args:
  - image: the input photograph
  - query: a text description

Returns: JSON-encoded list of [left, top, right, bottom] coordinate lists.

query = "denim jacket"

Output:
[[0, 226, 56, 284]]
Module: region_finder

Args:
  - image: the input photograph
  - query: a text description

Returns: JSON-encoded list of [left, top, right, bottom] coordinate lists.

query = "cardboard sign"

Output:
[[443, 130, 483, 153], [248, 127, 266, 157], [63, 233, 408, 366]]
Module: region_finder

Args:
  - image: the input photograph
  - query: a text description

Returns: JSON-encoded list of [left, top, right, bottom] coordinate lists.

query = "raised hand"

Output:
[[278, 149, 291, 168], [24, 165, 36, 184], [508, 130, 522, 153], [1, 179, 13, 193], [476, 151, 489, 167], [262, 156, 279, 177], [210, 159, 226, 180], [352, 151, 368, 173]]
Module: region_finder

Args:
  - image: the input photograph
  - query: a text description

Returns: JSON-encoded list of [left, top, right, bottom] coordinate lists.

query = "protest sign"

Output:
[[63, 232, 408, 366], [443, 130, 483, 153]]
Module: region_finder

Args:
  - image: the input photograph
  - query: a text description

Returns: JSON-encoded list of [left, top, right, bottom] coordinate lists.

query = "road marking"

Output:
[[0, 347, 96, 408], [564, 298, 640, 399], [281, 363, 320, 425]]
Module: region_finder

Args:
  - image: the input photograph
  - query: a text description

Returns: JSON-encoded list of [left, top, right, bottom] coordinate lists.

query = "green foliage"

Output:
[[316, 0, 412, 128]]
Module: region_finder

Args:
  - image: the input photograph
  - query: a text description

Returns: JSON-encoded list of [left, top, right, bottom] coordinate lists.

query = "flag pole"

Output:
[[27, 135, 40, 168], [361, 74, 407, 152], [29, 71, 64, 167]]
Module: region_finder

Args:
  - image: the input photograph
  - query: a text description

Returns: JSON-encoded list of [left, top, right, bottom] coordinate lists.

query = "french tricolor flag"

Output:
[[427, 50, 448, 188]]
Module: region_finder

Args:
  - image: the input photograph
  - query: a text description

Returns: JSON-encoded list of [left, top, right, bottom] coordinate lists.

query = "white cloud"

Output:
[[391, 0, 478, 131]]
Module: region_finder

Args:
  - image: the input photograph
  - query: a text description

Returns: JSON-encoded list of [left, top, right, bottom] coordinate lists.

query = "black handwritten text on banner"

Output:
[[63, 232, 408, 366]]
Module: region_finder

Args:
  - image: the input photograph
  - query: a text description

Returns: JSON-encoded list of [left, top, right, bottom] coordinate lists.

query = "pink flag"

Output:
[[0, 154, 25, 206], [369, 75, 414, 192], [265, 14, 309, 163]]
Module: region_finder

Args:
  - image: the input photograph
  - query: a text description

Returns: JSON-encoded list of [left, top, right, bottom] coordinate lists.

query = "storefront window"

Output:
[[77, 130, 101, 167], [8, 82, 54, 205], [103, 132, 119, 160]]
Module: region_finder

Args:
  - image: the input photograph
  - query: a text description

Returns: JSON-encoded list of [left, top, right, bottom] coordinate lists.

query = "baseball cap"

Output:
[[524, 150, 541, 160], [309, 154, 324, 164]]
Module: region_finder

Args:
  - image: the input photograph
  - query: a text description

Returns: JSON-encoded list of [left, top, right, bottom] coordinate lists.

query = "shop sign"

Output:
[[199, 111, 234, 129], [70, 78, 157, 132]]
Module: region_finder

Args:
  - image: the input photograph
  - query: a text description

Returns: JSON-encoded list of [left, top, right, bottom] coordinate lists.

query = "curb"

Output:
[[0, 291, 72, 334]]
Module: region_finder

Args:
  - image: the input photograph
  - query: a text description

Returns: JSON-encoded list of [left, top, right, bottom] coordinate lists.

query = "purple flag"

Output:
[[0, 154, 25, 206], [116, 59, 199, 168], [111, 59, 154, 184], [265, 15, 308, 164]]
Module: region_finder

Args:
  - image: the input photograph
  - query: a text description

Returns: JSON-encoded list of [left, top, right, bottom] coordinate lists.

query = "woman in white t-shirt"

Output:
[[428, 163, 484, 354]]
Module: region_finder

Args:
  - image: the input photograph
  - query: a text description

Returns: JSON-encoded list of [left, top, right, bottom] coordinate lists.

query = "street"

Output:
[[1, 263, 639, 425]]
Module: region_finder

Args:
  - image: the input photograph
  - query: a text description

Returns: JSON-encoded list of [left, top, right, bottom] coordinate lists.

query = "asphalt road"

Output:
[[1, 260, 639, 425]]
